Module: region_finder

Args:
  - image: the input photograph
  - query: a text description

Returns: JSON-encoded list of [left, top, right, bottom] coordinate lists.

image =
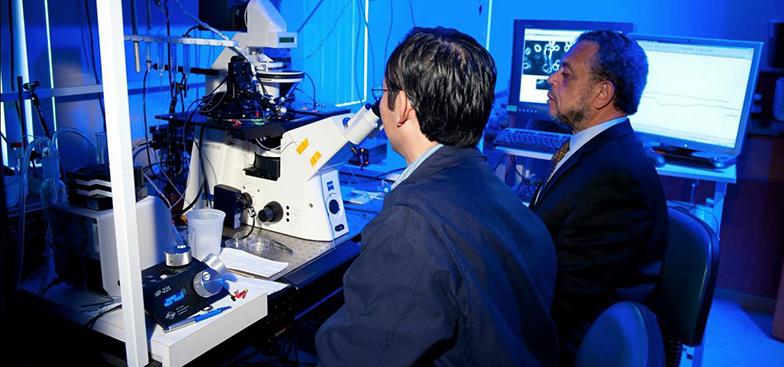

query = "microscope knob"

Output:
[[328, 199, 340, 214], [193, 269, 223, 298], [258, 201, 284, 223]]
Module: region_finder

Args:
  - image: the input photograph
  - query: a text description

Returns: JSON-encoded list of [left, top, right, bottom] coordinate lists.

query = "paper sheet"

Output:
[[220, 248, 289, 278]]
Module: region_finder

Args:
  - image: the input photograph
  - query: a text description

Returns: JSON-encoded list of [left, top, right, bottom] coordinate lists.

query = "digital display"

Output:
[[163, 289, 186, 308]]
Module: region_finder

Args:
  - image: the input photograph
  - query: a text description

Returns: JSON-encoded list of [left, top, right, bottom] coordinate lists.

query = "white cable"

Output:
[[142, 171, 173, 209], [51, 127, 98, 159]]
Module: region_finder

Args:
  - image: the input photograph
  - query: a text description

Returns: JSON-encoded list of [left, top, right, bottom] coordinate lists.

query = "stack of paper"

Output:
[[219, 248, 289, 278]]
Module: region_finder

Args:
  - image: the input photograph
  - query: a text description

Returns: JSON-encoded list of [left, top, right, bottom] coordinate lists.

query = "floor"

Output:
[[222, 294, 784, 366], [699, 297, 784, 366], [10, 287, 784, 366]]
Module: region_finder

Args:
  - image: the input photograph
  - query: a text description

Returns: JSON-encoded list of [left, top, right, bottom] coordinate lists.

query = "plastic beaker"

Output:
[[186, 209, 226, 261]]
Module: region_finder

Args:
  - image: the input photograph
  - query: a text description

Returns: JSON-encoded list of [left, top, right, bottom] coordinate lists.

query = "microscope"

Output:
[[181, 0, 381, 242]]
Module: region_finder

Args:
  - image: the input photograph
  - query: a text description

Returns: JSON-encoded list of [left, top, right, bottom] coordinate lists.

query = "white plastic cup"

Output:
[[186, 209, 226, 261]]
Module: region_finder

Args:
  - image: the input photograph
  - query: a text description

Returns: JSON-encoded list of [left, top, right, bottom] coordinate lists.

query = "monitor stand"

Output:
[[652, 146, 735, 169]]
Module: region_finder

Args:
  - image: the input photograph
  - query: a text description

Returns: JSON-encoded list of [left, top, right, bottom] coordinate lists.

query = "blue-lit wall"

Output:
[[1, 0, 783, 298], [2, 0, 780, 169]]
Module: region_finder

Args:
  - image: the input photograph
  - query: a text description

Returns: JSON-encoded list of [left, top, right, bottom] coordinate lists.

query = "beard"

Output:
[[552, 98, 590, 131]]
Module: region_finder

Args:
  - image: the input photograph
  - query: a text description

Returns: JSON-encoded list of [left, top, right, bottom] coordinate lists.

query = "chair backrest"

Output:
[[651, 207, 720, 346], [575, 301, 665, 367]]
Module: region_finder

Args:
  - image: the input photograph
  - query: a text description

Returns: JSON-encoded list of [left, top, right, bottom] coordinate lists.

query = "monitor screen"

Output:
[[507, 20, 634, 119], [630, 35, 763, 158]]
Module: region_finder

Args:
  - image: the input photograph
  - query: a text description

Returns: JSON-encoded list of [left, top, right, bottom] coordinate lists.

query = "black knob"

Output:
[[257, 201, 283, 223], [328, 199, 340, 214]]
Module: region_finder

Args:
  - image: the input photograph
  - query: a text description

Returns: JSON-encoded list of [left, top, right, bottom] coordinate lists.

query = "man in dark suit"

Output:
[[529, 30, 668, 364], [316, 27, 558, 366]]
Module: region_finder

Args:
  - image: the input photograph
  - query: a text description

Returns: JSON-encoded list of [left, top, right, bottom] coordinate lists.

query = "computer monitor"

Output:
[[507, 19, 634, 119], [630, 34, 763, 163]]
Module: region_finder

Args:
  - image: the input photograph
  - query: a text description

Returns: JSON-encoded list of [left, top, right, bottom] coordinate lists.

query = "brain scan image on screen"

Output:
[[523, 40, 575, 81]]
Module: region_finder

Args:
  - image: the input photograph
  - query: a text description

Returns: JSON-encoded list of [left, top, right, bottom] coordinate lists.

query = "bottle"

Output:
[[95, 131, 108, 165], [40, 147, 67, 206], [6, 142, 24, 208]]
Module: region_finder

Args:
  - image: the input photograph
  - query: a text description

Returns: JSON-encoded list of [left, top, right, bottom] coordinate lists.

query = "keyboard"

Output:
[[514, 180, 541, 203], [493, 128, 570, 154]]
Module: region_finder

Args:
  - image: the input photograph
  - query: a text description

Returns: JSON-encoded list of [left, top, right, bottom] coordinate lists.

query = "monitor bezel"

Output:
[[507, 19, 635, 119], [629, 33, 764, 158]]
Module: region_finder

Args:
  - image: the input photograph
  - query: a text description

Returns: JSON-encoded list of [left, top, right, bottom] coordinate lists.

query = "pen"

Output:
[[164, 306, 232, 333]]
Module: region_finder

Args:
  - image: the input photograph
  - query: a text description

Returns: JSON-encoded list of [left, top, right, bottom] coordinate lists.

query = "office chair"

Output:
[[651, 206, 720, 367], [575, 301, 665, 367]]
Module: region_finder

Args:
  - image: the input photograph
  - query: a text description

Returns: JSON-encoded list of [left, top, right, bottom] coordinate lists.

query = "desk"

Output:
[[22, 274, 284, 367], [18, 207, 371, 366], [496, 146, 737, 233]]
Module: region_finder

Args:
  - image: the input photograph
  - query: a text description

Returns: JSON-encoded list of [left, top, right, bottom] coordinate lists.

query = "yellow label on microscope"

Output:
[[296, 139, 309, 155], [310, 151, 322, 167]]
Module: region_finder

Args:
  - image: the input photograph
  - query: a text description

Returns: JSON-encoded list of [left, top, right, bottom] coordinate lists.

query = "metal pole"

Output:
[[95, 1, 149, 366], [11, 0, 34, 143]]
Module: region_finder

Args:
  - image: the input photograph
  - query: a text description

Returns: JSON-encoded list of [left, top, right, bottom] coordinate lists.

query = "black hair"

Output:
[[576, 30, 648, 115], [384, 27, 496, 147]]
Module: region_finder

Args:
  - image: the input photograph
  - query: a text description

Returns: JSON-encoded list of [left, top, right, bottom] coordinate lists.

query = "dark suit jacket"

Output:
[[317, 146, 558, 366], [530, 120, 668, 358]]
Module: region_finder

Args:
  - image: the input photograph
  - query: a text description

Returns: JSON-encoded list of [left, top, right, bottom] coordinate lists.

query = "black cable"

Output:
[[303, 73, 318, 108], [161, 0, 175, 100], [303, 0, 352, 61], [30, 93, 52, 139], [384, 0, 394, 62], [407, 0, 416, 26], [297, 0, 326, 33], [293, 87, 316, 108], [176, 77, 227, 217], [352, 4, 363, 101], [83, 0, 107, 131], [84, 303, 122, 330], [183, 25, 205, 37], [241, 213, 255, 240], [34, 276, 64, 305], [142, 69, 155, 176], [194, 128, 211, 208], [179, 72, 188, 113], [354, 0, 377, 100], [8, 1, 24, 129]]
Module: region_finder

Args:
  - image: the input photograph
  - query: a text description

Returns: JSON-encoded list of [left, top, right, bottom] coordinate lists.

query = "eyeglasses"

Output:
[[371, 85, 389, 101]]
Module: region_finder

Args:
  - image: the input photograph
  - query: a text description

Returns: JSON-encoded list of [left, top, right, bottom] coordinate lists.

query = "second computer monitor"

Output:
[[507, 19, 634, 120], [630, 34, 763, 162]]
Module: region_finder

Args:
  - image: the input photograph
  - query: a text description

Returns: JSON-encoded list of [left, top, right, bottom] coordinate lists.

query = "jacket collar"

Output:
[[395, 145, 483, 188], [532, 119, 634, 208]]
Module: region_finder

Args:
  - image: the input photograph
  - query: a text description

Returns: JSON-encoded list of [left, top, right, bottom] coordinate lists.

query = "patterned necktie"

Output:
[[548, 140, 571, 178], [531, 140, 570, 207]]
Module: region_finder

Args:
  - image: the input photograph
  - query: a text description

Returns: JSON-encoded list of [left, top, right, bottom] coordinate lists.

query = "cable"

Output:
[[82, 0, 107, 131], [34, 276, 64, 305], [303, 0, 353, 61], [8, 0, 23, 124], [182, 24, 205, 37], [294, 87, 316, 108], [407, 0, 416, 26], [84, 303, 122, 330], [142, 69, 155, 174], [384, 0, 394, 63], [241, 211, 256, 240], [353, 0, 377, 102], [297, 0, 326, 33], [143, 171, 173, 208], [302, 72, 318, 108], [171, 0, 251, 63]]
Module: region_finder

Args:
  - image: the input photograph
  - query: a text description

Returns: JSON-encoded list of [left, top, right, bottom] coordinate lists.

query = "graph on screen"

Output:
[[631, 40, 755, 149]]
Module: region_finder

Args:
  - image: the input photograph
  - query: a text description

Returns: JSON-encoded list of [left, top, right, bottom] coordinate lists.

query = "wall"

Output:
[[1, 0, 783, 297]]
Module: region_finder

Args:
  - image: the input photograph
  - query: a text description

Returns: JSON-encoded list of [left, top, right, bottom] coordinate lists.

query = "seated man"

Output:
[[529, 30, 668, 363], [316, 27, 558, 366]]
